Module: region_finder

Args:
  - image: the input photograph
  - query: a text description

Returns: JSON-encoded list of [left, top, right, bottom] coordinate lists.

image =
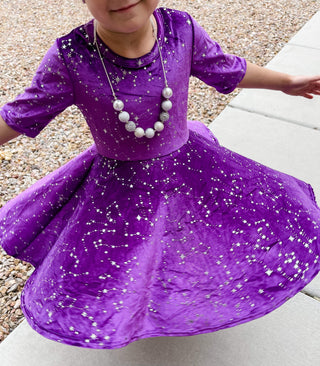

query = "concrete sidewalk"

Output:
[[1, 11, 320, 366]]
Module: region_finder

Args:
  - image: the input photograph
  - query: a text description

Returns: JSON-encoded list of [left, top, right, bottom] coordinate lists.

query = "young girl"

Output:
[[1, 0, 320, 349]]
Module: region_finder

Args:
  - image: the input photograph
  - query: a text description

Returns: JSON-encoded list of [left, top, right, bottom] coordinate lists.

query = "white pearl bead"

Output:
[[119, 111, 130, 123], [145, 128, 155, 138], [160, 112, 170, 122], [154, 121, 164, 132], [134, 127, 145, 138], [161, 100, 172, 112], [125, 121, 136, 132], [162, 87, 173, 99], [113, 99, 124, 111]]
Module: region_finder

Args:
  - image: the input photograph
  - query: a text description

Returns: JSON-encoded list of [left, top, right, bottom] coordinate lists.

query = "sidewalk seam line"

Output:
[[287, 42, 320, 51], [228, 104, 320, 131], [300, 290, 320, 303]]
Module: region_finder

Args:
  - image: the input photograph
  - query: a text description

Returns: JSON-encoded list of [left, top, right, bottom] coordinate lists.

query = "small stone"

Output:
[[7, 283, 19, 293], [27, 268, 35, 277]]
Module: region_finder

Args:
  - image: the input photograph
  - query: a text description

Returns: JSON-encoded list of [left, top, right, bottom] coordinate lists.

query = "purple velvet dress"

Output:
[[1, 8, 320, 349]]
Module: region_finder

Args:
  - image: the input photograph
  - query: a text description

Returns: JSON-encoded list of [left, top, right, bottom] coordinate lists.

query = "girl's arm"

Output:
[[0, 116, 20, 145], [238, 61, 320, 99]]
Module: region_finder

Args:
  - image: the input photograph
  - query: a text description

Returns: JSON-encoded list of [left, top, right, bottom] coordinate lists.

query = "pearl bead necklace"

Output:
[[94, 19, 173, 139]]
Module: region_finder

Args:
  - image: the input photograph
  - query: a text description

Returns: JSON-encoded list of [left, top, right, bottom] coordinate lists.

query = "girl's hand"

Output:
[[238, 62, 320, 99], [282, 75, 320, 99], [0, 116, 20, 145]]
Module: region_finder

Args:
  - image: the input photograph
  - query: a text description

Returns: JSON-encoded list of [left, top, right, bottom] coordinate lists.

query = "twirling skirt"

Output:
[[1, 121, 319, 349]]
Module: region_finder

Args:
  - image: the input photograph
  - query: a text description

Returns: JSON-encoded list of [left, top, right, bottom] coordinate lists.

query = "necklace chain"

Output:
[[93, 19, 173, 139]]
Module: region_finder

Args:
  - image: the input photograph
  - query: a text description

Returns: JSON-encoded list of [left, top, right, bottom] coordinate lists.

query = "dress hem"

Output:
[[20, 277, 315, 350]]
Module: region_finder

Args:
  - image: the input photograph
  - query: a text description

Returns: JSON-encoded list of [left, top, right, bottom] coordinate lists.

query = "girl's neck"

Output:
[[96, 17, 156, 59]]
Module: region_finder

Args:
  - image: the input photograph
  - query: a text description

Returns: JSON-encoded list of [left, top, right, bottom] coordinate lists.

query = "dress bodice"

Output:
[[73, 11, 191, 160], [0, 8, 246, 161]]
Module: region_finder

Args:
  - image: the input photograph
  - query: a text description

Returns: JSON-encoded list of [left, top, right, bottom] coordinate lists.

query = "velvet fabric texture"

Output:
[[0, 8, 319, 349]]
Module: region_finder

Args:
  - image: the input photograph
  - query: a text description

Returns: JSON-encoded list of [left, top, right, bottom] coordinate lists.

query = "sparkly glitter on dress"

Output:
[[0, 8, 320, 349]]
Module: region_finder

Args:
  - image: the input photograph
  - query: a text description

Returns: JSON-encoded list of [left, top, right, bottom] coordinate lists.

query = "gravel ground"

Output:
[[1, 0, 320, 343]]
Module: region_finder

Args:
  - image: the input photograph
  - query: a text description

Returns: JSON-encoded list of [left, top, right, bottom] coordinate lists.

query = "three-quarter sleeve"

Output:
[[0, 40, 74, 137], [190, 17, 247, 94]]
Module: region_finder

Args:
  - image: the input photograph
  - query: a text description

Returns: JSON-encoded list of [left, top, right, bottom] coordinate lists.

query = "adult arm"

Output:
[[238, 61, 320, 99], [0, 115, 20, 145]]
